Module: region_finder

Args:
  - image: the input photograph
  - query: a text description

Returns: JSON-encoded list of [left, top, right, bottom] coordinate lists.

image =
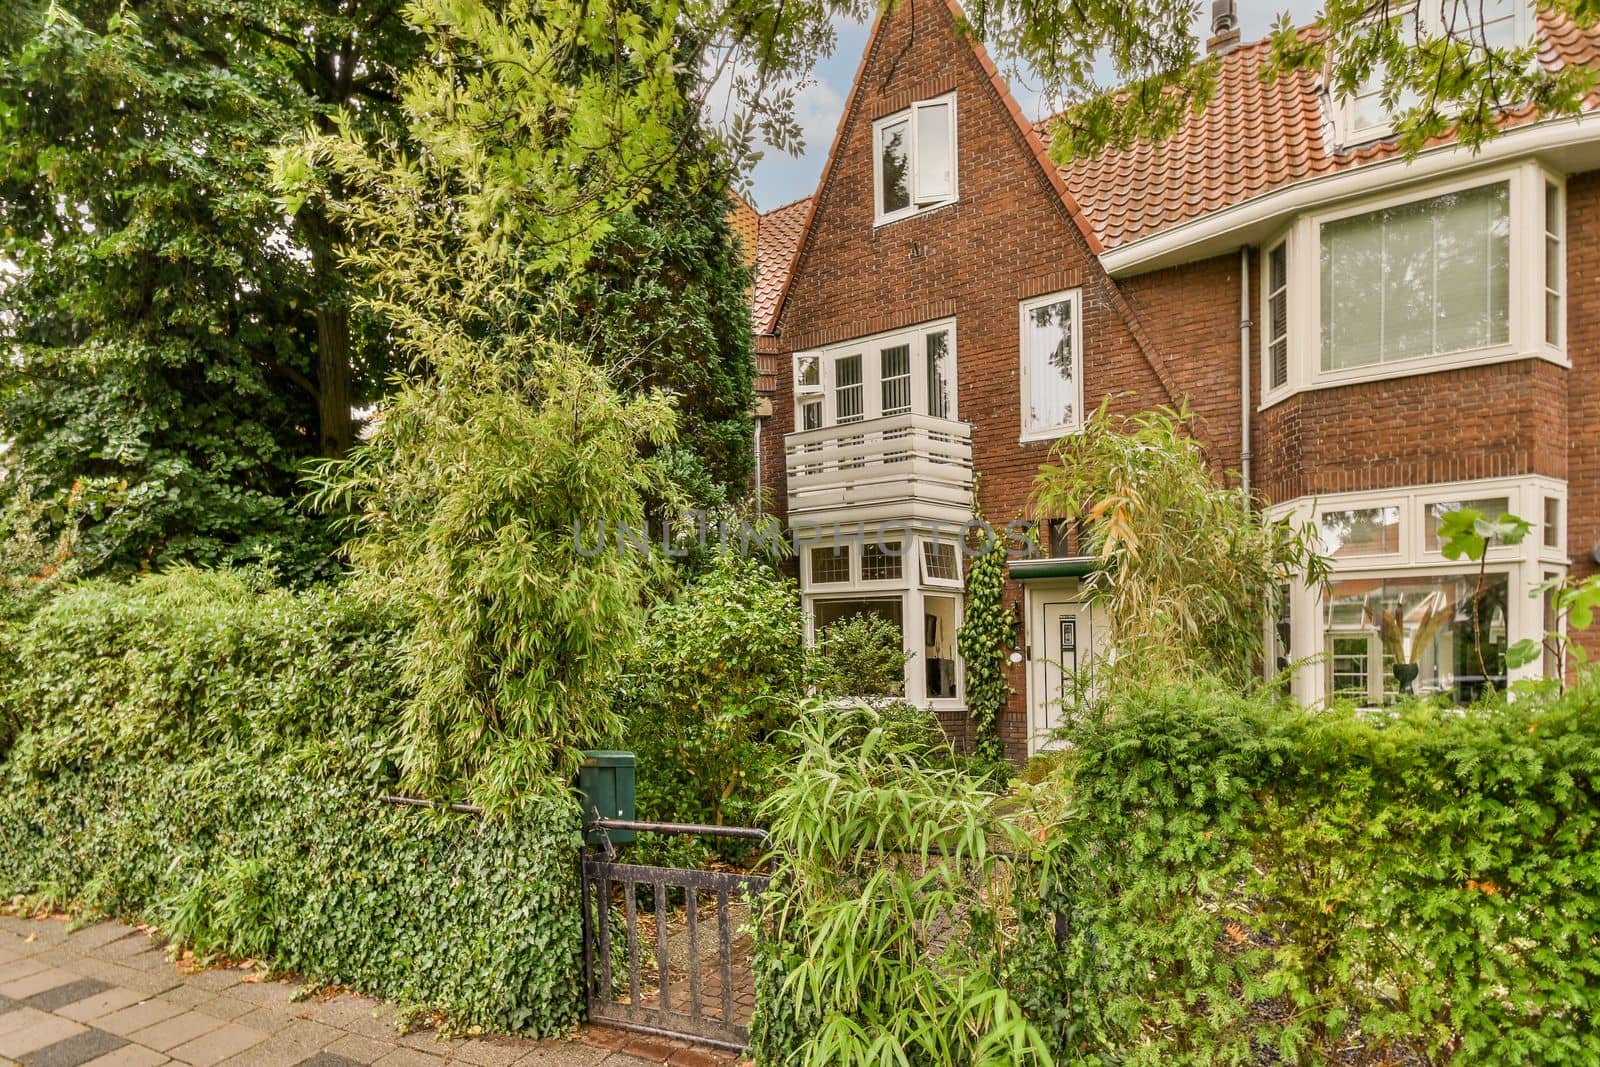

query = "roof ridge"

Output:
[[759, 193, 815, 217]]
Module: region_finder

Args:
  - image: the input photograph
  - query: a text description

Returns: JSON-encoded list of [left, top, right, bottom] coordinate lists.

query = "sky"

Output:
[[745, 0, 1323, 209]]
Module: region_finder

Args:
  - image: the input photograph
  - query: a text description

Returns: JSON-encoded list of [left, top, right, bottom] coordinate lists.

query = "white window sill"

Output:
[[1019, 424, 1082, 446], [1258, 346, 1568, 413], [873, 197, 959, 228]]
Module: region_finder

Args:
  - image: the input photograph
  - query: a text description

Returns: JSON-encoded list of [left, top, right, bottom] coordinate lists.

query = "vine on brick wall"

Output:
[[957, 506, 1011, 761]]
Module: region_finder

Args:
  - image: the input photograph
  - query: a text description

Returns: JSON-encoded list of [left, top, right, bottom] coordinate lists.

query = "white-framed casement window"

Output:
[[800, 527, 967, 707], [1260, 162, 1565, 407], [1019, 288, 1084, 442], [1272, 475, 1567, 705], [792, 319, 957, 432], [873, 94, 958, 226], [1335, 0, 1534, 145]]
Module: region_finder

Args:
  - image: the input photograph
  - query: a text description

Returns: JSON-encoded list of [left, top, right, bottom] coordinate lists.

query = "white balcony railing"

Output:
[[783, 412, 974, 524]]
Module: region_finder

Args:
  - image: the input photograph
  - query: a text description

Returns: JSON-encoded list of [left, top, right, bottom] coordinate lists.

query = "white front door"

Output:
[[1029, 596, 1096, 753]]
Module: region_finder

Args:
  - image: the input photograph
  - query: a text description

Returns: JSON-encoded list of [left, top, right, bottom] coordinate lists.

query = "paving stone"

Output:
[[63, 927, 140, 953], [16, 1026, 128, 1067], [0, 962, 52, 988], [58, 991, 148, 1026], [191, 1000, 251, 1025], [267, 1020, 342, 1055], [0, 1014, 90, 1058], [24, 980, 114, 1014], [178, 974, 241, 996], [126, 1013, 224, 1054], [79, 1045, 171, 1067], [97, 940, 161, 963], [509, 1047, 609, 1067], [165, 1023, 266, 1067], [368, 1049, 445, 1067], [394, 1030, 464, 1058], [294, 1055, 364, 1067], [156, 990, 214, 1012], [1, 970, 87, 1001], [453, 1039, 528, 1067], [98, 1002, 188, 1039], [319, 1035, 390, 1065], [222, 984, 292, 1011], [0, 1008, 55, 1038]]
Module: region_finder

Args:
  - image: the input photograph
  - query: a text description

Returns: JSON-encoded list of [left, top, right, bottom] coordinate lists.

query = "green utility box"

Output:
[[577, 750, 636, 845]]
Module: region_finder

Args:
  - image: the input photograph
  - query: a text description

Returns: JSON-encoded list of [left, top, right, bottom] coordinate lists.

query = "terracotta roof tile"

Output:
[[751, 196, 812, 334], [1050, 16, 1600, 250]]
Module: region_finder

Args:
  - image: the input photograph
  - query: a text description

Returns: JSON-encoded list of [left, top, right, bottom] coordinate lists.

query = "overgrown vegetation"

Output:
[[750, 703, 1047, 1066], [957, 513, 1011, 761], [0, 570, 584, 1036], [1032, 402, 1328, 691]]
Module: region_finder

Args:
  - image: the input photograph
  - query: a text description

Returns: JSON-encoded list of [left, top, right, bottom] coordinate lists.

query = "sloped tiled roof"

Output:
[[1048, 15, 1600, 251], [729, 193, 761, 269], [752, 195, 812, 334]]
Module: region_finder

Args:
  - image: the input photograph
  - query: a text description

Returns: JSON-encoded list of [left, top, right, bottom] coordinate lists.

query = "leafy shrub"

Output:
[[0, 569, 584, 1036], [810, 614, 909, 699], [618, 551, 806, 846], [0, 568, 407, 768], [0, 746, 583, 1036], [1010, 676, 1600, 1065], [749, 702, 1047, 1066]]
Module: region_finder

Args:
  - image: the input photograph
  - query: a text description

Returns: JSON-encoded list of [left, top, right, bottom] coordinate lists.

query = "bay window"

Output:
[[1272, 476, 1568, 705], [1261, 163, 1566, 405], [802, 528, 967, 707], [873, 94, 957, 225], [1019, 289, 1084, 441], [1320, 181, 1509, 371]]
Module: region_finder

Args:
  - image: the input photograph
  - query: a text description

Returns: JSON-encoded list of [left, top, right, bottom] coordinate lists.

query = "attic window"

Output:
[[873, 94, 958, 225]]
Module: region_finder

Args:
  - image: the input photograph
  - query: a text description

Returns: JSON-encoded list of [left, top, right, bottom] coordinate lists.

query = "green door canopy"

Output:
[[1007, 556, 1097, 581]]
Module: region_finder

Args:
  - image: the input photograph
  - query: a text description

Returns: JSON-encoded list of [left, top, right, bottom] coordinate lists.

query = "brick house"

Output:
[[745, 0, 1600, 762]]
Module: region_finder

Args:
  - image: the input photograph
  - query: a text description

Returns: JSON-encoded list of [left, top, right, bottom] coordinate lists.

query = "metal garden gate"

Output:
[[580, 819, 769, 1052]]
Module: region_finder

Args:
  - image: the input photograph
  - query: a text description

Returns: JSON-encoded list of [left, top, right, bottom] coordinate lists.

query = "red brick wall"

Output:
[[1567, 170, 1600, 666]]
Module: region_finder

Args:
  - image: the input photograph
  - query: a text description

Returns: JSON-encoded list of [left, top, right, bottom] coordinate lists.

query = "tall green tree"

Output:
[[0, 0, 416, 579]]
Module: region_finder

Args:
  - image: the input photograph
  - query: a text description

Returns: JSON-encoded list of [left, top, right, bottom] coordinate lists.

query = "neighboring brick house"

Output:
[[744, 0, 1600, 761]]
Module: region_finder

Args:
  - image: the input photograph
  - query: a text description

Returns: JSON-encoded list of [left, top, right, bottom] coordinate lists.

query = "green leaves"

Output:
[[1437, 507, 1532, 562], [957, 509, 1011, 762]]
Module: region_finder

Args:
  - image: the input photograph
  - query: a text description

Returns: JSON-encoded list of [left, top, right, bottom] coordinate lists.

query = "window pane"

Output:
[[1445, 0, 1522, 48], [1024, 296, 1078, 434], [796, 354, 820, 389], [810, 546, 850, 584], [1424, 497, 1511, 551], [879, 119, 910, 215], [1268, 244, 1289, 389], [914, 101, 953, 202], [1321, 182, 1509, 370], [926, 330, 953, 418], [1546, 182, 1562, 345], [921, 539, 960, 582], [1324, 572, 1510, 703], [880, 344, 911, 416], [800, 399, 823, 431], [813, 598, 907, 697], [1545, 497, 1561, 549], [924, 594, 960, 699], [862, 539, 904, 581], [1320, 507, 1401, 557], [835, 355, 863, 423]]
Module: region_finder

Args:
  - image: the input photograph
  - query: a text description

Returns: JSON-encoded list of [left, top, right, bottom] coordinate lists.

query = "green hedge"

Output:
[[0, 570, 585, 1037], [1010, 678, 1600, 1065]]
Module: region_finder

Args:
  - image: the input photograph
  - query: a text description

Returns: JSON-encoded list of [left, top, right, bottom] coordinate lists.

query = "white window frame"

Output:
[[1333, 0, 1536, 146], [1260, 163, 1566, 410], [799, 527, 968, 710], [872, 93, 959, 227], [792, 319, 958, 431], [1271, 475, 1567, 705], [1018, 288, 1086, 443]]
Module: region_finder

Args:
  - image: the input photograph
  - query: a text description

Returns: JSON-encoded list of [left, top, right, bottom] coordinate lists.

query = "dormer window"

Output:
[[1336, 0, 1533, 145], [873, 94, 958, 225]]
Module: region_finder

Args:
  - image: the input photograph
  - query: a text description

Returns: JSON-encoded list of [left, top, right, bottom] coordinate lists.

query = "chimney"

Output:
[[1207, 0, 1241, 55]]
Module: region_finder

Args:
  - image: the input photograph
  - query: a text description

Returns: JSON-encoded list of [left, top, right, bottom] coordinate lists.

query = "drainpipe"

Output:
[[1239, 246, 1253, 493], [753, 415, 763, 513]]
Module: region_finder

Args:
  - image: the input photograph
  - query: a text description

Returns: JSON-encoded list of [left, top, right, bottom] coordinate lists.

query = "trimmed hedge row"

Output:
[[1011, 679, 1600, 1065], [0, 571, 585, 1037]]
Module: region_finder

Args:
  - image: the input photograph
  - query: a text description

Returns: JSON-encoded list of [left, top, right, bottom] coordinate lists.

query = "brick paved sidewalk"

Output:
[[0, 917, 730, 1067]]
